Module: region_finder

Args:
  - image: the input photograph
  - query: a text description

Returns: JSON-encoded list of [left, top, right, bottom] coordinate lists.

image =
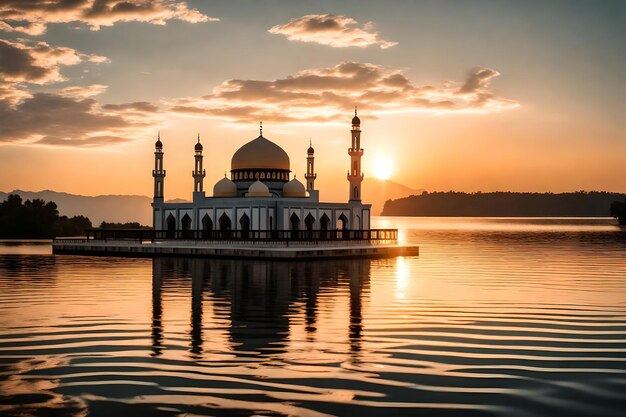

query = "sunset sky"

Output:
[[0, 0, 624, 201]]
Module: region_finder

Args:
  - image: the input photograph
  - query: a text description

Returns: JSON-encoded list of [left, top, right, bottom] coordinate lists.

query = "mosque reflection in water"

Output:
[[151, 257, 370, 359]]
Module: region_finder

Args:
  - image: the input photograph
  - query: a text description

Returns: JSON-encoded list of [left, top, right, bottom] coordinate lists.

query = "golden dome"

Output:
[[231, 135, 290, 171], [213, 176, 237, 197], [283, 177, 306, 197], [246, 180, 272, 197]]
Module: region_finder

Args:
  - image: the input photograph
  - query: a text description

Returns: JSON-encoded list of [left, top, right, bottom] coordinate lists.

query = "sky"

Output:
[[0, 0, 624, 201]]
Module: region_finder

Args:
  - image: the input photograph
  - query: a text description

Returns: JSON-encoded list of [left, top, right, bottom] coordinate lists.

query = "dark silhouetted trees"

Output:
[[0, 194, 93, 238], [610, 199, 626, 225], [382, 191, 626, 217]]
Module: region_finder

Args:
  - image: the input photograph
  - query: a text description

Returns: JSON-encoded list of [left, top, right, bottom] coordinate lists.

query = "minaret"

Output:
[[305, 139, 317, 191], [152, 132, 165, 202], [192, 134, 206, 201], [347, 108, 364, 202]]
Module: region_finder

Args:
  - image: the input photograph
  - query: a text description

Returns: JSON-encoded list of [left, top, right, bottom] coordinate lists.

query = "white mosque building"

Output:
[[151, 111, 371, 236]]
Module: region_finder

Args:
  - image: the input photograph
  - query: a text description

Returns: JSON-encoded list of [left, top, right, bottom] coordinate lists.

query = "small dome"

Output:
[[352, 115, 360, 125], [307, 145, 314, 154], [246, 180, 272, 197], [155, 138, 162, 148], [283, 177, 306, 197], [195, 141, 203, 151], [213, 176, 237, 197], [232, 135, 290, 171]]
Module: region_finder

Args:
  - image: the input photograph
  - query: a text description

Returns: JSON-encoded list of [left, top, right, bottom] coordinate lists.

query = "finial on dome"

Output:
[[155, 131, 163, 148], [194, 133, 203, 151], [351, 107, 361, 125], [260, 121, 263, 136]]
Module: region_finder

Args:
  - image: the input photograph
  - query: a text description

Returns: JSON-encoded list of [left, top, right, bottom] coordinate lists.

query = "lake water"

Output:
[[1, 217, 625, 417]]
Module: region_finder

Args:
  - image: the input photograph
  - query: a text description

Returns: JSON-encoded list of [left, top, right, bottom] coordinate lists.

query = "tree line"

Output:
[[0, 194, 92, 238], [382, 191, 626, 218]]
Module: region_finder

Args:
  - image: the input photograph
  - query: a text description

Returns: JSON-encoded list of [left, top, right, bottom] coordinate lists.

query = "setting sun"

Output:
[[373, 156, 393, 180]]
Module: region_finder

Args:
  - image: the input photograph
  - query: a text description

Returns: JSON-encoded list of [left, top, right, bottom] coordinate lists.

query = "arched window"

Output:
[[354, 187, 358, 199], [157, 181, 162, 197]]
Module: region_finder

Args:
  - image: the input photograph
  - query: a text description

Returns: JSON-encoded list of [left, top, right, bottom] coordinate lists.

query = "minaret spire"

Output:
[[348, 109, 363, 202], [305, 137, 317, 193], [192, 134, 206, 200], [153, 132, 165, 201]]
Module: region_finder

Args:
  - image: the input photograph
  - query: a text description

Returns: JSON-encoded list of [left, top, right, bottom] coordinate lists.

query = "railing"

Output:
[[66, 228, 398, 244]]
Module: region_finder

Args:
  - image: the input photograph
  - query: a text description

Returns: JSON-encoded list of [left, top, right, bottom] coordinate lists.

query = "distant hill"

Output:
[[361, 178, 423, 215], [0, 190, 153, 225], [382, 191, 626, 217]]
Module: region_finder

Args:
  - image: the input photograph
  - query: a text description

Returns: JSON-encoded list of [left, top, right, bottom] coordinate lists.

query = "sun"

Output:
[[372, 156, 393, 180]]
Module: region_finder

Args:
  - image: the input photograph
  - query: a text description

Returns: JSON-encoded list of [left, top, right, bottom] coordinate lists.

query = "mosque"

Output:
[[53, 112, 418, 258], [152, 111, 371, 235]]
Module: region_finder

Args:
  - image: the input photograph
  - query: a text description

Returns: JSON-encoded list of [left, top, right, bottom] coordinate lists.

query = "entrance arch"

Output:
[[166, 214, 176, 239], [181, 214, 192, 238], [219, 213, 232, 231], [320, 213, 330, 230], [290, 212, 300, 230], [304, 213, 315, 232], [239, 213, 250, 238], [202, 214, 212, 238], [337, 213, 349, 239], [320, 213, 330, 238]]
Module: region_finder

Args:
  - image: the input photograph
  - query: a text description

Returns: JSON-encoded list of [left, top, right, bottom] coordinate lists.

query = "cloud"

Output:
[[0, 0, 218, 35], [269, 14, 397, 49], [169, 62, 519, 123], [0, 38, 107, 84], [0, 85, 161, 147]]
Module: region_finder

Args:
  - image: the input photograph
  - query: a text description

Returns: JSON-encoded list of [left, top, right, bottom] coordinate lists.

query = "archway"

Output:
[[320, 213, 329, 230], [320, 213, 330, 238], [239, 213, 250, 238], [290, 212, 300, 231], [337, 213, 349, 239], [202, 214, 212, 238], [181, 214, 192, 238], [166, 214, 176, 239], [219, 213, 232, 231], [305, 213, 315, 232]]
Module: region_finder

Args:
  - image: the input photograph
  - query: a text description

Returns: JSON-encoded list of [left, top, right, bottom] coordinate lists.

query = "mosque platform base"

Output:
[[52, 239, 419, 260]]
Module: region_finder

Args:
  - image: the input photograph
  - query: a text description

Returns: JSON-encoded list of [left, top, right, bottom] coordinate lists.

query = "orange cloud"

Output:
[[0, 0, 218, 35], [170, 62, 519, 123], [269, 14, 397, 49]]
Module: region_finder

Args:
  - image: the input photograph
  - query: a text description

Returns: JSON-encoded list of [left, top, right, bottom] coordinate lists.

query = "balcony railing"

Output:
[[71, 228, 398, 243]]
